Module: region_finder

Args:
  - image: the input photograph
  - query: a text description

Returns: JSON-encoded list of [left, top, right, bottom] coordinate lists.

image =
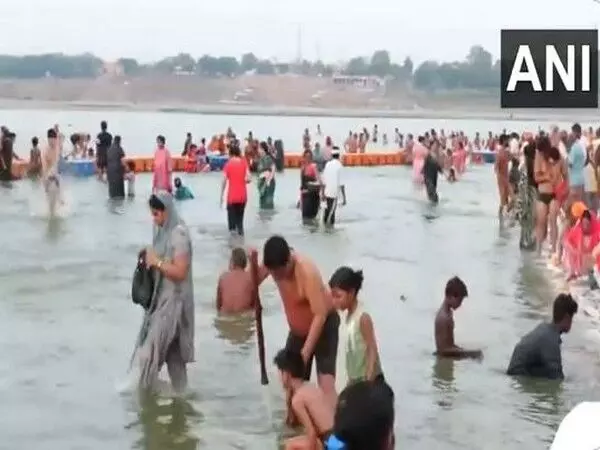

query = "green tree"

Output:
[[344, 57, 368, 75], [241, 52, 259, 72], [118, 57, 141, 75], [369, 50, 391, 77]]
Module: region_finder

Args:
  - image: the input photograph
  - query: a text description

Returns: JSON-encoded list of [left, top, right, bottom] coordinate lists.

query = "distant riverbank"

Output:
[[0, 98, 597, 123]]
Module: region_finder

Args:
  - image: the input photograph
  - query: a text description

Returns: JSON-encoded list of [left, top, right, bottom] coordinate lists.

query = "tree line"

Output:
[[0, 46, 538, 93]]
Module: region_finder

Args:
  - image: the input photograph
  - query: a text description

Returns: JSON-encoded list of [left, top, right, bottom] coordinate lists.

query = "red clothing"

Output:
[[564, 215, 600, 274], [224, 157, 248, 204]]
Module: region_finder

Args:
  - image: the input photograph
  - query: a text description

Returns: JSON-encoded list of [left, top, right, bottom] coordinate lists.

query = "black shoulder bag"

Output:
[[131, 249, 154, 310]]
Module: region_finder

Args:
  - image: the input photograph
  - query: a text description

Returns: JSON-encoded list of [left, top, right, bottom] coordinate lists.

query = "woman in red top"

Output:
[[184, 144, 198, 173], [299, 149, 322, 223], [220, 144, 250, 236]]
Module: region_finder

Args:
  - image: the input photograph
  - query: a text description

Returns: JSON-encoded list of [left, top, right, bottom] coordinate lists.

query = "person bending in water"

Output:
[[174, 177, 194, 200], [41, 128, 63, 217], [252, 235, 339, 423], [434, 276, 483, 359], [329, 266, 384, 386], [422, 145, 443, 204], [274, 348, 334, 450], [216, 247, 254, 314], [506, 293, 577, 380]]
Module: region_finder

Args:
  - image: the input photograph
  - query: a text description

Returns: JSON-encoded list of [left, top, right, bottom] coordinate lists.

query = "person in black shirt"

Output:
[[421, 140, 443, 204], [96, 120, 112, 181], [506, 293, 577, 380]]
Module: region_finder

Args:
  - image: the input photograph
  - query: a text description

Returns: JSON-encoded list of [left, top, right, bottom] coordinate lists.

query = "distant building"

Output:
[[331, 74, 385, 89], [102, 61, 124, 77]]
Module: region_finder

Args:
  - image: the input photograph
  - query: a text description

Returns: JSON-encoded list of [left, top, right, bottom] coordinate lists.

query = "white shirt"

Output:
[[550, 402, 600, 450], [322, 158, 343, 199]]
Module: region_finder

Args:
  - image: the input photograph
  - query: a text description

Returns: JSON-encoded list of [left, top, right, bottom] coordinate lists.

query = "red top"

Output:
[[224, 157, 248, 204]]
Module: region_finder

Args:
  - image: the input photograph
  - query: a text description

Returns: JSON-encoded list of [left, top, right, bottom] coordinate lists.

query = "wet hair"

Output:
[[100, 120, 107, 131], [31, 136, 38, 146], [127, 160, 135, 172], [552, 293, 578, 323], [333, 380, 395, 450], [47, 128, 57, 139], [273, 348, 305, 379], [445, 276, 468, 298], [260, 141, 269, 153], [156, 135, 166, 146], [263, 235, 291, 269], [329, 266, 364, 294], [230, 247, 247, 269], [174, 177, 182, 188], [148, 194, 165, 211], [332, 146, 341, 159], [114, 135, 121, 145]]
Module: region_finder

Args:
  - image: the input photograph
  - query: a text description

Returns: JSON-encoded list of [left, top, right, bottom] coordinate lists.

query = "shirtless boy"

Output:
[[252, 235, 339, 421], [274, 348, 334, 450], [495, 134, 511, 220], [434, 276, 483, 359], [216, 247, 254, 314], [42, 128, 62, 217]]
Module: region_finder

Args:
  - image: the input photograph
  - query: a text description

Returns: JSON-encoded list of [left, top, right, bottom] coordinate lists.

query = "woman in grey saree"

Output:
[[256, 141, 276, 210], [136, 190, 194, 393]]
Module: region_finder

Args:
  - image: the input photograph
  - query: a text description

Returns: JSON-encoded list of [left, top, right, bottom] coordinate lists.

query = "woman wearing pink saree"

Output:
[[412, 137, 427, 184], [153, 135, 173, 193]]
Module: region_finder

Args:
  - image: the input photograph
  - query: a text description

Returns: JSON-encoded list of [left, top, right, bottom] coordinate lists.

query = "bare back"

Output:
[[291, 383, 334, 438], [434, 306, 455, 353], [217, 270, 254, 314], [42, 143, 59, 180]]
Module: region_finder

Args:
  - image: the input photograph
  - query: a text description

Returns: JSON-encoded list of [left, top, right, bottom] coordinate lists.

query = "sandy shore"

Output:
[[0, 98, 597, 122]]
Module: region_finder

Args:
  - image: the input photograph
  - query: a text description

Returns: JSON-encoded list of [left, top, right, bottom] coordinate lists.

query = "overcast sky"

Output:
[[2, 0, 599, 64]]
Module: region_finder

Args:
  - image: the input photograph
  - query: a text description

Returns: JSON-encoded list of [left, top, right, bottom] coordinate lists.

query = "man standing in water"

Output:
[[96, 121, 112, 181], [42, 128, 62, 217], [252, 235, 339, 421], [434, 276, 483, 359], [0, 127, 18, 187], [495, 134, 511, 221], [321, 147, 346, 228], [422, 143, 443, 204]]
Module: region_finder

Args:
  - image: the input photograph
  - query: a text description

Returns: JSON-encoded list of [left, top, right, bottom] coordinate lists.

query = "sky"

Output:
[[1, 0, 600, 64]]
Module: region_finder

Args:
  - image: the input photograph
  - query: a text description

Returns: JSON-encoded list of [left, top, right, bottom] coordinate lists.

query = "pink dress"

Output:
[[412, 143, 427, 184], [153, 147, 173, 193]]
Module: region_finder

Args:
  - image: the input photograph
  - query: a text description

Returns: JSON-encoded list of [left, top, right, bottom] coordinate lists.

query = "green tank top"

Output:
[[345, 306, 382, 384]]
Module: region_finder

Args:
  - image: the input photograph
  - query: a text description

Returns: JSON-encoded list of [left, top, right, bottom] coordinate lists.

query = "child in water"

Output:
[[28, 136, 42, 179], [329, 266, 384, 386], [447, 167, 457, 183], [124, 161, 135, 197], [274, 348, 335, 450], [174, 177, 194, 200]]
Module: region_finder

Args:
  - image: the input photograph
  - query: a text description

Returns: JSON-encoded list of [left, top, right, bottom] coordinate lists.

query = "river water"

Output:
[[3, 156, 600, 450], [0, 108, 587, 157], [3, 109, 600, 449]]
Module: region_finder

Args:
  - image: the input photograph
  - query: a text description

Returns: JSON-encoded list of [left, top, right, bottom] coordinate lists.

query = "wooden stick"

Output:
[[250, 251, 269, 385]]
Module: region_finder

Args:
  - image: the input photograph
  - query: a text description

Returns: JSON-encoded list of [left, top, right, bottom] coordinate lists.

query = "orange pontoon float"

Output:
[[10, 151, 410, 180]]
